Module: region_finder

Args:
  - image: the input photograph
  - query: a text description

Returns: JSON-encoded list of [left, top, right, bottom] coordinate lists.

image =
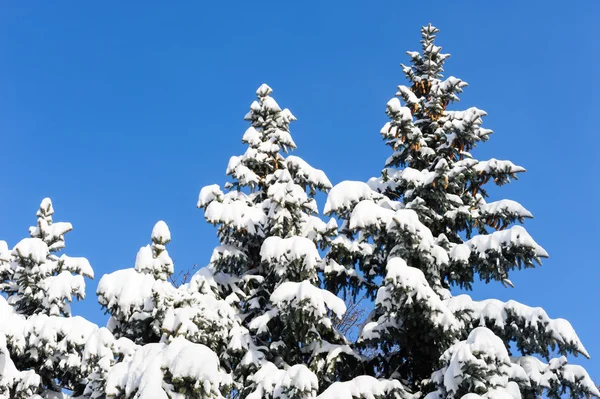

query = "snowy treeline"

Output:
[[0, 25, 596, 399]]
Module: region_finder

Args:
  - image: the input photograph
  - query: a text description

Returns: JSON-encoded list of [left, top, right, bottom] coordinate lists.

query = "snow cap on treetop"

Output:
[[256, 83, 273, 97], [38, 197, 54, 217], [151, 221, 171, 245]]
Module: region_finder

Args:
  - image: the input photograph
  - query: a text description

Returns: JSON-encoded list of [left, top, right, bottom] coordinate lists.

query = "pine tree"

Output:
[[0, 198, 99, 398], [91, 221, 238, 398], [197, 84, 363, 398], [97, 220, 176, 343], [323, 25, 598, 399], [1, 198, 94, 317]]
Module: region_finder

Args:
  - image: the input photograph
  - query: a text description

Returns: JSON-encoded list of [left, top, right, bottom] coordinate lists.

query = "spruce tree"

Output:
[[91, 221, 237, 398], [197, 84, 362, 398], [97, 220, 176, 343], [0, 198, 99, 398], [1, 198, 93, 317], [323, 25, 598, 399]]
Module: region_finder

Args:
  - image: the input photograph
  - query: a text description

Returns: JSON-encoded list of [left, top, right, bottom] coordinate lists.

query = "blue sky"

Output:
[[0, 0, 598, 380]]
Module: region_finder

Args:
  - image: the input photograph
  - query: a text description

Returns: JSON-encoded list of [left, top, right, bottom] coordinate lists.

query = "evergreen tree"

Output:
[[197, 84, 361, 397], [0, 198, 98, 398], [1, 198, 93, 317], [97, 220, 176, 343], [323, 24, 598, 399], [91, 221, 237, 398]]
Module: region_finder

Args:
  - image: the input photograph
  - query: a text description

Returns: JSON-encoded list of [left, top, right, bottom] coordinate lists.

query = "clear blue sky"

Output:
[[0, 0, 598, 380]]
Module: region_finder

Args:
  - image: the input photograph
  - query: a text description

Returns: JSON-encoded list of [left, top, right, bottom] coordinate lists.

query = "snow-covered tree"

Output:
[[1, 198, 94, 317], [323, 24, 598, 399], [197, 84, 363, 397], [97, 220, 176, 343], [91, 221, 237, 398], [0, 198, 99, 398]]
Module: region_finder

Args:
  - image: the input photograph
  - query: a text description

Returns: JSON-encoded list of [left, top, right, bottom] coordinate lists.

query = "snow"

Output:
[[271, 280, 346, 318], [386, 98, 413, 122], [267, 180, 314, 209], [29, 221, 73, 246], [464, 327, 510, 362], [300, 215, 337, 243], [226, 155, 261, 186], [286, 155, 332, 190], [322, 259, 359, 280], [25, 314, 99, 361], [83, 327, 119, 370], [0, 297, 26, 352], [373, 258, 458, 332], [349, 200, 395, 230], [263, 96, 281, 112], [265, 128, 296, 153], [210, 245, 247, 264], [445, 294, 589, 357], [512, 355, 600, 397], [38, 198, 54, 215], [324, 181, 380, 215], [449, 244, 470, 262], [396, 85, 419, 104], [134, 244, 174, 279], [7, 226, 93, 317], [445, 193, 463, 205], [205, 199, 266, 235], [466, 226, 549, 259], [386, 209, 449, 266], [390, 167, 437, 188], [248, 308, 278, 334], [439, 327, 512, 396], [12, 238, 48, 264], [0, 342, 41, 399], [256, 83, 273, 97], [386, 98, 403, 113], [106, 337, 231, 399], [548, 318, 590, 358], [151, 221, 171, 245], [309, 342, 364, 365], [479, 200, 533, 219], [512, 356, 553, 388], [0, 241, 9, 263], [247, 362, 318, 399], [242, 126, 262, 146], [197, 184, 224, 208], [161, 291, 237, 347], [474, 158, 526, 175], [97, 269, 156, 318], [561, 364, 599, 395], [41, 272, 86, 315], [388, 209, 428, 237], [59, 255, 94, 278], [331, 236, 374, 259], [238, 340, 267, 368], [317, 376, 404, 399], [260, 236, 321, 273]]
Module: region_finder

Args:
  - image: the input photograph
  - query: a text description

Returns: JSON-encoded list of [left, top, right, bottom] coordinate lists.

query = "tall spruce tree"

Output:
[[197, 84, 366, 398], [323, 25, 598, 399]]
